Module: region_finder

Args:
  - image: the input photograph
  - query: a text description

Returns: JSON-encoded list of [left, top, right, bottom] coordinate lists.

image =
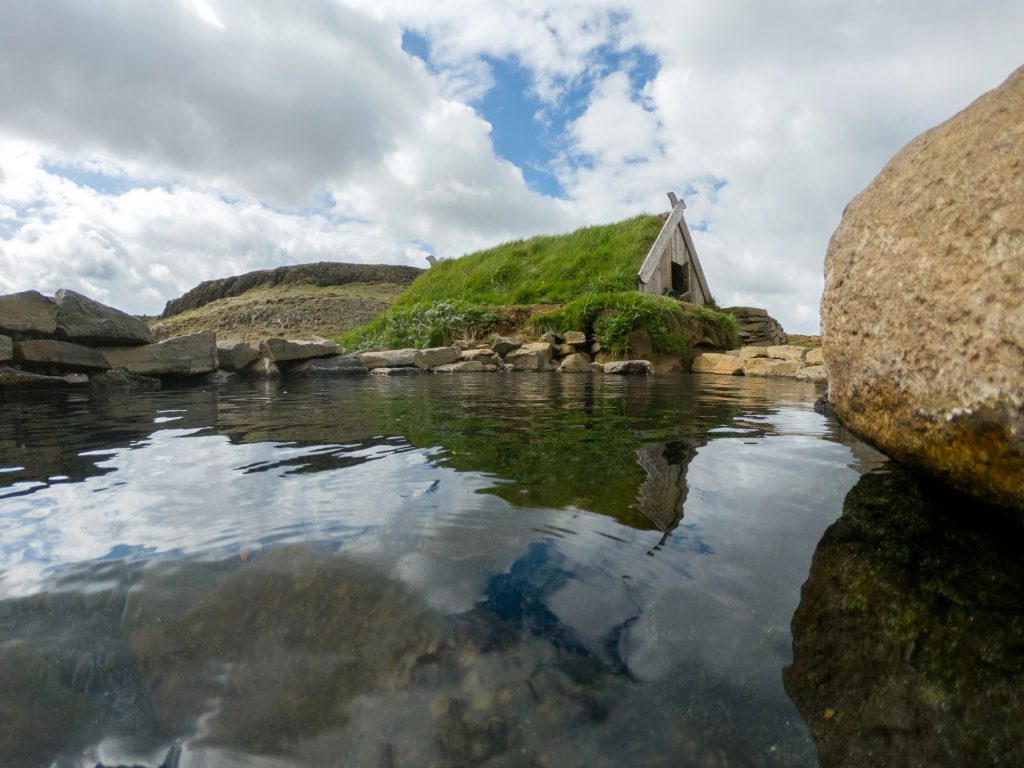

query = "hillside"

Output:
[[151, 262, 420, 344]]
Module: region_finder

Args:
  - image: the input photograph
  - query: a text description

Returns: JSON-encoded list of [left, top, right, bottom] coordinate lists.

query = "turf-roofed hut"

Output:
[[636, 192, 711, 304]]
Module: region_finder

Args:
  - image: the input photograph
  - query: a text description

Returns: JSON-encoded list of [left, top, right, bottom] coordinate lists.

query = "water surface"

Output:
[[1, 373, 1020, 767]]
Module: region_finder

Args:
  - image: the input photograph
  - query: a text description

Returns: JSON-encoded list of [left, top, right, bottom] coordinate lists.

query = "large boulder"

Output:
[[0, 290, 58, 338], [14, 340, 110, 371], [53, 289, 152, 346], [821, 64, 1024, 511], [99, 331, 218, 376]]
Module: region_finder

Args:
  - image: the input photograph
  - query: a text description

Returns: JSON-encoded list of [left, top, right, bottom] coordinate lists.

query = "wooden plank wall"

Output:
[[637, 194, 710, 304]]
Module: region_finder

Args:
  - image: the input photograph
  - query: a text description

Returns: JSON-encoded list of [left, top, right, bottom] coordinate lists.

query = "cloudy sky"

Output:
[[0, 1, 1021, 332]]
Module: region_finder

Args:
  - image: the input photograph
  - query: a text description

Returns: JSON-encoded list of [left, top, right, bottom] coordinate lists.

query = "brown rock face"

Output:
[[821, 64, 1024, 511]]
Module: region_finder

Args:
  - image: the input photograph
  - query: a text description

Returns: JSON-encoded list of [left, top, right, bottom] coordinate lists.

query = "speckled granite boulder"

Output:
[[822, 64, 1024, 510]]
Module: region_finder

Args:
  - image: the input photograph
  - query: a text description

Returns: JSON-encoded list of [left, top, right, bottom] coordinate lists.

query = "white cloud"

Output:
[[1, 0, 1022, 331]]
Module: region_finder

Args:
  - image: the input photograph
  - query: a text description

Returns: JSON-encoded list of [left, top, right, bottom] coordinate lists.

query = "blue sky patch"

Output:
[[401, 29, 661, 200], [41, 160, 140, 196]]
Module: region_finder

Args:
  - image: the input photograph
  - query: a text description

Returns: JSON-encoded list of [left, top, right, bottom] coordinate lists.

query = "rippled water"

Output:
[[1, 373, 1021, 768]]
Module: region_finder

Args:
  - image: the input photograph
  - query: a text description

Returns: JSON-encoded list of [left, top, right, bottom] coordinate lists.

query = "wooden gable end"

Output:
[[636, 193, 711, 304]]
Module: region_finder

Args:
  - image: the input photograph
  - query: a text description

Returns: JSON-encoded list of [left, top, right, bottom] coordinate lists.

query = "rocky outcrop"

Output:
[[53, 289, 152, 346], [100, 331, 218, 375], [821, 64, 1024, 510], [0, 290, 58, 338], [259, 337, 339, 362], [160, 262, 423, 318], [723, 307, 786, 347], [216, 341, 259, 372], [14, 340, 110, 371]]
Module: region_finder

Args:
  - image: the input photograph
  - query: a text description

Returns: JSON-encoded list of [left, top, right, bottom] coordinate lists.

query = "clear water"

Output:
[[1, 373, 1021, 768]]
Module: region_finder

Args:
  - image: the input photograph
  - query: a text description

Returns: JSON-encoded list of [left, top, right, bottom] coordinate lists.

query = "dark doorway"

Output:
[[671, 261, 689, 294]]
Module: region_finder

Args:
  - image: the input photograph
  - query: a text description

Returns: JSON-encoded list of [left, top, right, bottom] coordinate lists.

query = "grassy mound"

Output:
[[340, 214, 737, 355]]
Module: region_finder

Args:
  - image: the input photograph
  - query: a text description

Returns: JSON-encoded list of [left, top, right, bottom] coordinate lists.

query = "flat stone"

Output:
[[370, 366, 429, 376], [99, 331, 218, 375], [691, 353, 746, 375], [557, 352, 592, 373], [0, 290, 58, 337], [737, 346, 769, 359], [805, 347, 824, 366], [359, 349, 417, 369], [491, 337, 522, 356], [504, 348, 553, 371], [53, 288, 152, 346], [743, 358, 804, 377], [765, 345, 807, 362], [217, 341, 259, 372], [259, 338, 339, 362], [563, 331, 587, 347], [604, 360, 653, 375], [0, 335, 12, 362], [289, 355, 369, 377], [0, 365, 88, 390], [88, 368, 161, 392], [414, 346, 460, 369], [794, 365, 828, 383], [15, 339, 110, 371], [433, 361, 501, 373], [246, 358, 281, 380], [460, 348, 498, 363]]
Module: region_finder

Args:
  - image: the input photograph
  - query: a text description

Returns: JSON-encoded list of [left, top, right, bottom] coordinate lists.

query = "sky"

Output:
[[0, 1, 1021, 333]]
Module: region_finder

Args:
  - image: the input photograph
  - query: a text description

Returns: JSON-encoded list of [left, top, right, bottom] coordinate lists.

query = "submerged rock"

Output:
[[0, 365, 89, 390], [821, 64, 1024, 510], [88, 368, 161, 392], [245, 357, 281, 380], [53, 288, 152, 346], [289, 355, 369, 377], [370, 366, 429, 376], [603, 360, 652, 375], [784, 468, 1024, 767]]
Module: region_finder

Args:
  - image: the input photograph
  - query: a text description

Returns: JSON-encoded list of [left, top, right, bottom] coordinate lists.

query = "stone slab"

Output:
[[765, 345, 808, 362], [289, 356, 369, 377], [15, 339, 110, 371], [217, 341, 259, 372], [359, 349, 417, 369], [414, 346, 460, 369], [743, 358, 804, 377], [99, 331, 218, 375], [604, 360, 652, 375], [691, 353, 746, 375]]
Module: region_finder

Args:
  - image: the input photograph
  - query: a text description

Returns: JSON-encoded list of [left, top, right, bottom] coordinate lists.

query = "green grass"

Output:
[[388, 214, 663, 307], [341, 300, 499, 350]]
